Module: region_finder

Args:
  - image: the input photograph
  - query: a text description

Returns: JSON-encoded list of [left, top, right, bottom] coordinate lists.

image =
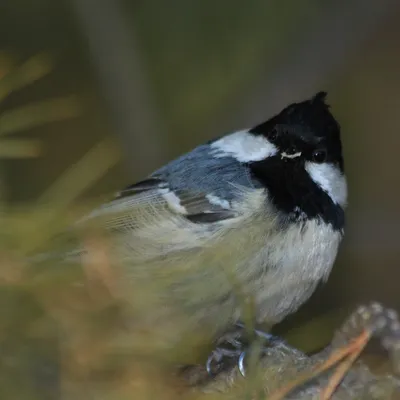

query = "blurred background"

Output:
[[1, 0, 400, 398]]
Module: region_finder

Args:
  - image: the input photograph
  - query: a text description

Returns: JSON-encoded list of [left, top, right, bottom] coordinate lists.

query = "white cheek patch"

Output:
[[211, 130, 278, 162], [305, 162, 348, 207], [158, 188, 188, 214]]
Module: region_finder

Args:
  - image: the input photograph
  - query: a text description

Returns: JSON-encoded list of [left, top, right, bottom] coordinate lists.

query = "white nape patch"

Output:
[[158, 188, 188, 214], [305, 162, 348, 207], [211, 130, 278, 162], [206, 194, 230, 209]]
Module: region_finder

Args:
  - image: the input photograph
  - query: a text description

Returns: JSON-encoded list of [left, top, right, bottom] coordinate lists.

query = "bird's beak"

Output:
[[281, 151, 302, 159]]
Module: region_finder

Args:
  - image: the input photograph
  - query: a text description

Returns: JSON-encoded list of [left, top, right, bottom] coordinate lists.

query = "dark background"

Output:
[[1, 0, 400, 358]]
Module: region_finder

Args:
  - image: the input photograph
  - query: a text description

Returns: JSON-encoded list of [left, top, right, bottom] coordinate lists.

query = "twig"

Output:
[[320, 331, 370, 399], [265, 330, 371, 400]]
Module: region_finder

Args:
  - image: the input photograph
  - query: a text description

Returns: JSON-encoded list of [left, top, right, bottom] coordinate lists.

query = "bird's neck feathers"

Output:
[[249, 157, 346, 232]]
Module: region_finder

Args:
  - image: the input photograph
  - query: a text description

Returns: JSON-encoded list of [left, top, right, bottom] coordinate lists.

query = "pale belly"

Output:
[[241, 218, 342, 324]]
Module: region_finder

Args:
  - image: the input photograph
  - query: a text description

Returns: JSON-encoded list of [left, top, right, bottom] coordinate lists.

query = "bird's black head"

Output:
[[247, 92, 347, 230], [249, 92, 344, 172]]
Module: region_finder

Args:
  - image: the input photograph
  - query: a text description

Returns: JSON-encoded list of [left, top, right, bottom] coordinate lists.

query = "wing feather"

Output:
[[86, 178, 237, 229]]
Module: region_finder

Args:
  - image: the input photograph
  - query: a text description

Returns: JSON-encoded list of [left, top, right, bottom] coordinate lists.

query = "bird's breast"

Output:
[[240, 215, 342, 324]]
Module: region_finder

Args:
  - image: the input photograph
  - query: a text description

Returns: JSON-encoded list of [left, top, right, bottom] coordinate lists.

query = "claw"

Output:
[[238, 351, 246, 377], [206, 346, 243, 376], [206, 324, 284, 377], [205, 353, 214, 376]]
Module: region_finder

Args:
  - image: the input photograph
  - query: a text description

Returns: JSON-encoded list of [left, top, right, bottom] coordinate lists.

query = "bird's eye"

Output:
[[312, 149, 327, 163], [268, 129, 279, 142]]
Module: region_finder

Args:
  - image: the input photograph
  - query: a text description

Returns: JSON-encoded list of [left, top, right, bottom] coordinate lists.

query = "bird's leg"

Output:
[[205, 326, 245, 376], [206, 322, 285, 377]]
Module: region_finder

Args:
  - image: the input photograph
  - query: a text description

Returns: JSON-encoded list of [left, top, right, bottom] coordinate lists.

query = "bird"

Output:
[[80, 91, 347, 352]]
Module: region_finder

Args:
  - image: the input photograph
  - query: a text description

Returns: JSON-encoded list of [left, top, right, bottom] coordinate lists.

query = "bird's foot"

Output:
[[206, 323, 285, 377]]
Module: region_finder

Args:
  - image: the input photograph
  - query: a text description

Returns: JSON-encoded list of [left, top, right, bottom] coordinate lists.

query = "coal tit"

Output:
[[90, 91, 347, 339]]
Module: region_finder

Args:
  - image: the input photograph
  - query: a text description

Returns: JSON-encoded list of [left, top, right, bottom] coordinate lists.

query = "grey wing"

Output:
[[91, 141, 259, 227], [77, 177, 240, 263], [107, 177, 237, 224], [81, 145, 258, 260], [38, 150, 252, 264], [85, 176, 238, 233]]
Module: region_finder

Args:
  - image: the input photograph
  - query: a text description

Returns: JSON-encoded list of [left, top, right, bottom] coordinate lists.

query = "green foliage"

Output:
[[0, 54, 80, 158]]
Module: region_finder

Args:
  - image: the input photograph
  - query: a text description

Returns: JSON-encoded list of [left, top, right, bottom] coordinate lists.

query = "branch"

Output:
[[182, 303, 400, 399]]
